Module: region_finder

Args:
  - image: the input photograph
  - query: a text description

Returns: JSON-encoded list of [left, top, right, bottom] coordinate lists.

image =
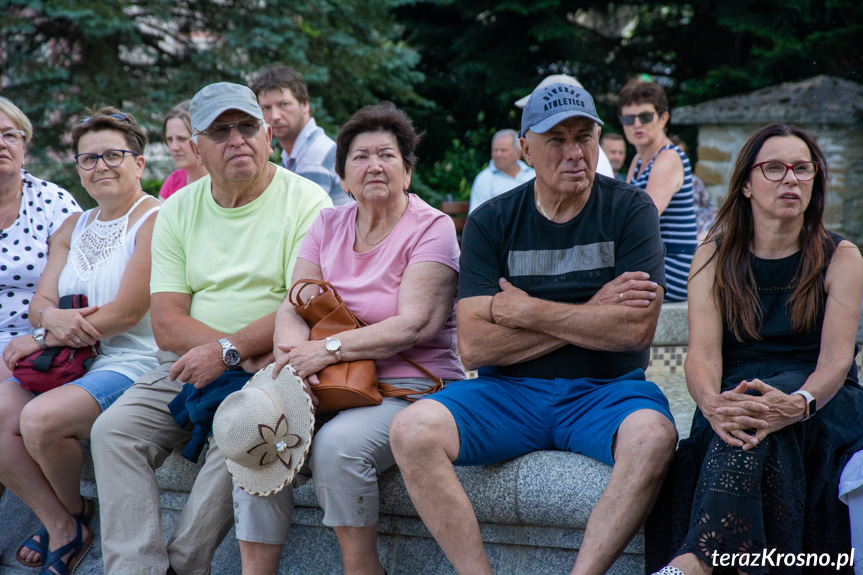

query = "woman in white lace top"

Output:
[[0, 107, 160, 574]]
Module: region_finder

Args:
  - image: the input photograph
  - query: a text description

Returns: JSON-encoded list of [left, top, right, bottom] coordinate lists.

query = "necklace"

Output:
[[355, 196, 409, 247], [356, 219, 395, 246], [535, 195, 553, 220]]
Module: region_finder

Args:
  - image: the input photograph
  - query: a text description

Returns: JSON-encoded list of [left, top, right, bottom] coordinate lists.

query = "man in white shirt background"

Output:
[[468, 129, 535, 213]]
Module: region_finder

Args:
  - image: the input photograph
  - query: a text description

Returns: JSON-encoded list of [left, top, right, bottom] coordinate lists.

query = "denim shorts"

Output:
[[15, 369, 134, 412], [428, 366, 674, 467]]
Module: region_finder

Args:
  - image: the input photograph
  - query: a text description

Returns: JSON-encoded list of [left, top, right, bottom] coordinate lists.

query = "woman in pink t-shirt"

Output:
[[158, 101, 207, 200], [271, 102, 462, 573]]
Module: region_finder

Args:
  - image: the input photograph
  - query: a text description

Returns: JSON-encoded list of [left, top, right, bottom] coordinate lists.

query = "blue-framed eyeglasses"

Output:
[[74, 149, 139, 170]]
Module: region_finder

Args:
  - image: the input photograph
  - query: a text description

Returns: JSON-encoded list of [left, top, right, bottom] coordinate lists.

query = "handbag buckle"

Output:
[[68, 349, 76, 363], [304, 294, 316, 309]]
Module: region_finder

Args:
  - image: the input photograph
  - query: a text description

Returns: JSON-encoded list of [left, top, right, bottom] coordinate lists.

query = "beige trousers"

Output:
[[90, 351, 234, 575]]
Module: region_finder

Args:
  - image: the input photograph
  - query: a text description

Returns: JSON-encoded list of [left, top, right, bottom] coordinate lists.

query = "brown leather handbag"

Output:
[[288, 278, 444, 414]]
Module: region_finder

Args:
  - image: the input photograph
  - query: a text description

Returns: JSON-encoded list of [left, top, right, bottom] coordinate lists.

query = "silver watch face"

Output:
[[32, 327, 46, 338], [223, 348, 241, 367], [326, 338, 341, 353]]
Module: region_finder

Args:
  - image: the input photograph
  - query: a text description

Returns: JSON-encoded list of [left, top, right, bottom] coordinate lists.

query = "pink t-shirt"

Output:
[[298, 193, 464, 380], [159, 169, 188, 200]]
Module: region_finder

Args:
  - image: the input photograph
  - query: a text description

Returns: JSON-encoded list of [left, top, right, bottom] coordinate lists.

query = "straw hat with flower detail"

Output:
[[212, 363, 315, 496]]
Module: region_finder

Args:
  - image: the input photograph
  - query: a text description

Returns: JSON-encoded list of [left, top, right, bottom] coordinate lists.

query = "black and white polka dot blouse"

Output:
[[0, 170, 81, 348]]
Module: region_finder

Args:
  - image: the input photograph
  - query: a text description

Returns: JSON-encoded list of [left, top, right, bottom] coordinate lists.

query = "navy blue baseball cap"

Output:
[[519, 83, 604, 137]]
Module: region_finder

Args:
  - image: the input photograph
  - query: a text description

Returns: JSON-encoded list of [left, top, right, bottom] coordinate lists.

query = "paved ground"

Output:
[[648, 371, 697, 440]]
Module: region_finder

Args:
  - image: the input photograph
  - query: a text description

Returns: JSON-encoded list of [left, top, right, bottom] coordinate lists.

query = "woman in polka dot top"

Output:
[[0, 97, 81, 380]]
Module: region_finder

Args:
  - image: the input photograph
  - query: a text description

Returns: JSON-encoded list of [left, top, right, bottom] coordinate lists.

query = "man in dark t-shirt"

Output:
[[391, 83, 678, 575]]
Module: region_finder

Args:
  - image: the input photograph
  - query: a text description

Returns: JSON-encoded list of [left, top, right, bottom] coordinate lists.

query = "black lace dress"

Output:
[[646, 235, 863, 574]]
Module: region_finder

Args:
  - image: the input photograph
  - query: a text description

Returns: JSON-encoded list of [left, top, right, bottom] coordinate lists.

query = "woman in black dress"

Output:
[[647, 124, 863, 574]]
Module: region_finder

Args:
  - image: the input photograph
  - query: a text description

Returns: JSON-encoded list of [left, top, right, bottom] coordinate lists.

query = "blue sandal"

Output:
[[16, 523, 49, 567], [16, 496, 96, 568], [39, 517, 95, 575]]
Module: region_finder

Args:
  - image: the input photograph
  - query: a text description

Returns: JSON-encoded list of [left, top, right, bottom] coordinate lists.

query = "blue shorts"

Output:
[[14, 369, 134, 412], [428, 367, 674, 467]]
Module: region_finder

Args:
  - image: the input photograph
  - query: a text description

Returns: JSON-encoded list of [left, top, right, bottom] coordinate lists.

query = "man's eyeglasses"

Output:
[[752, 161, 819, 182], [79, 113, 131, 125], [0, 130, 26, 146], [195, 119, 263, 143], [619, 112, 656, 126], [74, 149, 139, 170]]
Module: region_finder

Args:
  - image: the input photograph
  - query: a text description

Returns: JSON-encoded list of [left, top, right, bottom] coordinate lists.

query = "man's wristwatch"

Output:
[[31, 327, 48, 350], [325, 336, 342, 362], [791, 389, 816, 421], [218, 338, 241, 368]]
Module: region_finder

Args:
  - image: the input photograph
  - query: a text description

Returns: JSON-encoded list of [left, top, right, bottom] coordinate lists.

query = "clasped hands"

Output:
[[39, 305, 102, 346], [3, 306, 102, 369], [705, 379, 804, 450], [491, 271, 658, 327]]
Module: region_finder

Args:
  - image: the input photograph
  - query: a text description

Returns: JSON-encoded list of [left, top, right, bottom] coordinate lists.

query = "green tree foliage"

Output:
[[0, 0, 421, 170], [396, 0, 863, 196], [671, 0, 863, 104]]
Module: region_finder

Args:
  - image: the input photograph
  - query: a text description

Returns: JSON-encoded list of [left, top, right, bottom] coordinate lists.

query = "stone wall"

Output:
[[691, 123, 863, 245]]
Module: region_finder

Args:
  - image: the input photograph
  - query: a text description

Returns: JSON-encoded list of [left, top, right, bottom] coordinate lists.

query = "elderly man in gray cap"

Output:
[[391, 83, 677, 575], [91, 82, 331, 575]]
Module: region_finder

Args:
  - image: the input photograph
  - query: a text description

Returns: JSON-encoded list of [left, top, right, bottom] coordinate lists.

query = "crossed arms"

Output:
[[457, 272, 664, 371]]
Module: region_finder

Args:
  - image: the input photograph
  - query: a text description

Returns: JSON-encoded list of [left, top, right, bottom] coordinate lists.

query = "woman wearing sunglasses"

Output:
[[647, 124, 863, 574], [0, 107, 160, 574], [619, 82, 698, 301]]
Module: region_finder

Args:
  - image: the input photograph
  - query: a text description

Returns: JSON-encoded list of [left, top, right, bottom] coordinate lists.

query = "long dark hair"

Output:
[[699, 123, 832, 341]]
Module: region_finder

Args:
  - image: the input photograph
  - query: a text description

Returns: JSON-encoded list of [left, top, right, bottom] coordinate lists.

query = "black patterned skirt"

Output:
[[645, 361, 863, 574]]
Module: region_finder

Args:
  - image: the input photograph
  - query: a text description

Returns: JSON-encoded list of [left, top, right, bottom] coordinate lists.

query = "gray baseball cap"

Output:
[[190, 82, 264, 134], [519, 83, 604, 138]]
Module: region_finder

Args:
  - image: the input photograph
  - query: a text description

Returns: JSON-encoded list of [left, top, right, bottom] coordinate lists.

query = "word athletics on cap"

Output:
[[541, 86, 586, 111]]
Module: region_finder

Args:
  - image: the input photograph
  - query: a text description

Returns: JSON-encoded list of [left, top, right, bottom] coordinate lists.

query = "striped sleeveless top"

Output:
[[630, 144, 698, 301]]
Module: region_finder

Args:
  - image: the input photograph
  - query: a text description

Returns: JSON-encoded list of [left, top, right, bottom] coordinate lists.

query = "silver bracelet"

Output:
[[37, 306, 56, 329]]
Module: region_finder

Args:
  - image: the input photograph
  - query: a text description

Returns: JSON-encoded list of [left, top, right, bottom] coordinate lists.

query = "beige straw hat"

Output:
[[212, 363, 315, 496]]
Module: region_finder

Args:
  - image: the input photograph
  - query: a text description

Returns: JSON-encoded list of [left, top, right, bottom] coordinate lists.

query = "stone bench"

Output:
[[0, 445, 638, 575]]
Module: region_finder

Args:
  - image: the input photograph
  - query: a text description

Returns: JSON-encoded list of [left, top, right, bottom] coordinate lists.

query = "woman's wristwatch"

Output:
[[325, 336, 342, 362], [791, 390, 816, 421], [31, 327, 48, 349]]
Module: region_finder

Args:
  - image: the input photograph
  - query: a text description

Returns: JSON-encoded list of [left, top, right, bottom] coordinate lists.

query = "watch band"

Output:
[[325, 336, 342, 362], [31, 327, 48, 350], [791, 390, 816, 421], [218, 337, 241, 367]]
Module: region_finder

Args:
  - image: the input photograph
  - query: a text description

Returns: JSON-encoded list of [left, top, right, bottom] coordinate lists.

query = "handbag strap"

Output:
[[288, 277, 447, 401], [32, 347, 63, 373], [353, 315, 445, 401], [289, 278, 338, 309]]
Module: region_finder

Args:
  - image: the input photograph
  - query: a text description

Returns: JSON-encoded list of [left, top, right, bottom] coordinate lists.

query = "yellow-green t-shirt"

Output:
[[151, 164, 332, 333]]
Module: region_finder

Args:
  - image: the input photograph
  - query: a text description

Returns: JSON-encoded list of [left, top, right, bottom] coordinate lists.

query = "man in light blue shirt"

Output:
[[468, 129, 535, 213], [251, 64, 352, 206]]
